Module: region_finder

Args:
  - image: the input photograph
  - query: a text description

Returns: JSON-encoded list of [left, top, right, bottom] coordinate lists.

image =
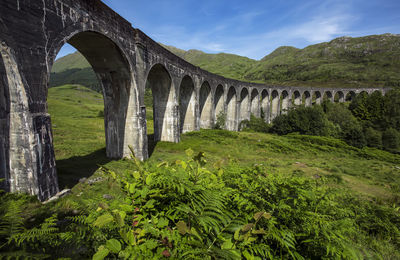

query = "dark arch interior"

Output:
[[146, 64, 173, 142], [345, 91, 356, 101], [179, 75, 195, 133], [293, 91, 301, 105], [334, 91, 344, 102], [323, 91, 333, 101], [313, 91, 322, 105], [303, 91, 311, 100], [199, 81, 212, 129]]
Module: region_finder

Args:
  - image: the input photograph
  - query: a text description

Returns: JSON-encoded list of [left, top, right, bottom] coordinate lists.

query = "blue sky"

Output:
[[57, 0, 400, 60]]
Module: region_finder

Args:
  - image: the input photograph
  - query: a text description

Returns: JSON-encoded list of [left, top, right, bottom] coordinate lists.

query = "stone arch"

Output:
[[345, 91, 356, 101], [214, 84, 224, 123], [199, 81, 212, 129], [271, 90, 280, 120], [303, 91, 312, 107], [323, 91, 333, 102], [261, 89, 270, 123], [239, 88, 250, 123], [292, 90, 301, 106], [51, 31, 140, 160], [179, 75, 196, 133], [313, 91, 322, 105], [334, 91, 345, 103], [226, 86, 237, 131], [281, 90, 290, 114], [250, 88, 260, 117], [146, 64, 176, 142]]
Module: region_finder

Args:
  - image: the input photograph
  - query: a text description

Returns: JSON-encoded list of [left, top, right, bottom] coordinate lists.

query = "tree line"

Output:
[[240, 89, 400, 153]]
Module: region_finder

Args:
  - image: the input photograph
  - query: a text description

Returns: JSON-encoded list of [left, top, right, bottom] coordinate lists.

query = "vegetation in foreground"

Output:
[[0, 85, 399, 259]]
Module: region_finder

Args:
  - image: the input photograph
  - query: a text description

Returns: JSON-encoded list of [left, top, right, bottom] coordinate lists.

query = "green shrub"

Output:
[[382, 128, 400, 153], [270, 106, 335, 136], [239, 114, 270, 133], [365, 127, 382, 149], [214, 111, 226, 130]]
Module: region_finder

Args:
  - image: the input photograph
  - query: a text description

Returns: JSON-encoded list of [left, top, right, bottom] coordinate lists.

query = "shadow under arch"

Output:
[[145, 63, 176, 143], [214, 84, 224, 123], [179, 75, 196, 133], [199, 81, 212, 129]]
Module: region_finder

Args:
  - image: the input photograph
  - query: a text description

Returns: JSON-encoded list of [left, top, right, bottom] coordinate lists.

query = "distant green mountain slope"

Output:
[[161, 44, 257, 80], [244, 34, 400, 87], [50, 34, 400, 90]]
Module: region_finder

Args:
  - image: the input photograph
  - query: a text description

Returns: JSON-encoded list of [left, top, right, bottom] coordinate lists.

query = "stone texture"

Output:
[[0, 0, 389, 201]]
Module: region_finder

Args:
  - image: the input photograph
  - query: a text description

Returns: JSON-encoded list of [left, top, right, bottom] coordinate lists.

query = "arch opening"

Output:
[[303, 91, 311, 107], [281, 90, 290, 114], [239, 88, 250, 123], [48, 31, 138, 190], [345, 91, 356, 101], [146, 64, 175, 142], [250, 89, 260, 117], [334, 91, 344, 103], [323, 91, 333, 102], [271, 90, 280, 120], [199, 81, 212, 129], [261, 90, 270, 123], [226, 87, 237, 131], [214, 84, 224, 126], [313, 91, 322, 105], [293, 91, 301, 106], [179, 75, 196, 133]]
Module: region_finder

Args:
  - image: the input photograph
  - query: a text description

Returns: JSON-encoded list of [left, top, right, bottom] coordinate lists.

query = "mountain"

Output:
[[244, 34, 400, 87], [50, 34, 400, 90]]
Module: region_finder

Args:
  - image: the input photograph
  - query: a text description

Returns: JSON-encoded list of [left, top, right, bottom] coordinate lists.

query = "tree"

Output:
[[382, 128, 400, 153]]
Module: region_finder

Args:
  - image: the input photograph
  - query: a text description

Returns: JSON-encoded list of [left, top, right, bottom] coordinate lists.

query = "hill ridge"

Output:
[[51, 33, 400, 89]]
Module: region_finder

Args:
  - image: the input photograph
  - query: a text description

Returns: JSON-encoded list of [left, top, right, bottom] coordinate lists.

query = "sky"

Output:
[[57, 0, 400, 60]]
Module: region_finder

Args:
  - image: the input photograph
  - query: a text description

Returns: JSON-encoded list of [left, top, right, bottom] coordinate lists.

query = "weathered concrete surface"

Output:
[[0, 0, 389, 200]]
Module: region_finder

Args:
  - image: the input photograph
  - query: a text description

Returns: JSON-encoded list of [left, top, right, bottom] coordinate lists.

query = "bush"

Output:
[[270, 106, 335, 136], [214, 111, 226, 130], [382, 128, 400, 153], [365, 127, 382, 149], [341, 122, 366, 148], [239, 114, 270, 133]]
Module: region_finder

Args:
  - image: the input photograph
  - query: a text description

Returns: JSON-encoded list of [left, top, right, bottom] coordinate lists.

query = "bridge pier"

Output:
[[0, 0, 389, 201]]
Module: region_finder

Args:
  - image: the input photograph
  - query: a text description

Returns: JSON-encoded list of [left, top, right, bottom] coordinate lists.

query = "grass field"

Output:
[[1, 84, 397, 258], [48, 85, 400, 204]]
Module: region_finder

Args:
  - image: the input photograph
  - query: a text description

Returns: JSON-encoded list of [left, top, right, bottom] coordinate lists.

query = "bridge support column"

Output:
[[0, 43, 58, 201]]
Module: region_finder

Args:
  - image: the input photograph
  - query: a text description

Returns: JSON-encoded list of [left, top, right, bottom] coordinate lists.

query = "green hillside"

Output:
[[50, 34, 400, 91], [244, 34, 400, 87]]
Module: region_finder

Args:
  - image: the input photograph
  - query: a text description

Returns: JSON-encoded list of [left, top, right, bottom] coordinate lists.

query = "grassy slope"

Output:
[[244, 34, 400, 87], [52, 34, 400, 89], [48, 85, 400, 205]]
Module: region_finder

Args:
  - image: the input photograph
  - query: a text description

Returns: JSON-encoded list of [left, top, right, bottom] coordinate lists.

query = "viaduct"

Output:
[[0, 0, 388, 200]]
